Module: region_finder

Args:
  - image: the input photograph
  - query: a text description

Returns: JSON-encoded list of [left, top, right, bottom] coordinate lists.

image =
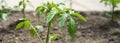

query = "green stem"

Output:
[[70, 0, 72, 8], [111, 2, 115, 22], [31, 25, 44, 43], [36, 30, 44, 43], [46, 23, 51, 43], [23, 8, 26, 18], [37, 15, 41, 25], [22, 0, 26, 18], [111, 6, 115, 22]]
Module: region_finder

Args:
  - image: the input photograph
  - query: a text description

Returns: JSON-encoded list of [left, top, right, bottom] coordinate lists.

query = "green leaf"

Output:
[[35, 25, 43, 31], [72, 13, 87, 22], [57, 3, 66, 10], [30, 28, 36, 37], [46, 7, 58, 23], [19, 1, 23, 6], [64, 8, 72, 11], [12, 6, 19, 10], [36, 6, 45, 14], [67, 18, 77, 39], [2, 13, 7, 20], [59, 13, 68, 27], [26, 0, 30, 2], [49, 34, 57, 40], [36, 6, 45, 20], [69, 10, 74, 14], [52, 2, 62, 12], [24, 20, 31, 29], [101, 0, 120, 7], [45, 2, 52, 9], [16, 22, 24, 30]]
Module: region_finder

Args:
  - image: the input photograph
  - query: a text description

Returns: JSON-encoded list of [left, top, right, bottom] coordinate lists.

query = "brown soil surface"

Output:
[[0, 11, 120, 43]]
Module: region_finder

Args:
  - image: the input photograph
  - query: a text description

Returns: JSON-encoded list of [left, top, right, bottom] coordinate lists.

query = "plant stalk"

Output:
[[36, 30, 44, 43], [37, 15, 41, 25], [46, 23, 51, 43], [31, 25, 44, 43], [70, 0, 72, 8], [22, 0, 26, 18], [111, 6, 115, 22]]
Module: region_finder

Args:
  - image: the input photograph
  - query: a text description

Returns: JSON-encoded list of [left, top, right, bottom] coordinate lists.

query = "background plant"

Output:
[[0, 5, 11, 21], [19, 0, 28, 18], [36, 2, 87, 43], [0, 0, 18, 21], [101, 0, 120, 21], [16, 0, 44, 43]]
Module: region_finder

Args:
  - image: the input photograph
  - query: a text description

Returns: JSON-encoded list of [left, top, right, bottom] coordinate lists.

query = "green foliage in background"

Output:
[[0, 6, 11, 20], [101, 0, 120, 21], [0, 0, 10, 21], [18, 0, 33, 18], [101, 0, 120, 7], [0, 0, 19, 21], [16, 0, 44, 43]]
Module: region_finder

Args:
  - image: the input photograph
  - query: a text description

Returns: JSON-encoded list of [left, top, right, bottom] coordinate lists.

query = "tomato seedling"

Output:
[[101, 0, 120, 21], [36, 2, 87, 43], [0, 0, 14, 21], [16, 0, 44, 43]]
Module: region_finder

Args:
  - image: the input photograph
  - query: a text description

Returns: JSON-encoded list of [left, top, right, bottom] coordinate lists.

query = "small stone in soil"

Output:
[[111, 32, 120, 36], [81, 35, 85, 37], [53, 27, 58, 30], [0, 39, 2, 42], [109, 38, 114, 41]]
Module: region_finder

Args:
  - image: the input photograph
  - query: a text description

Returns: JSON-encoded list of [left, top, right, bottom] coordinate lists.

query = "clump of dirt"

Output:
[[0, 11, 120, 43]]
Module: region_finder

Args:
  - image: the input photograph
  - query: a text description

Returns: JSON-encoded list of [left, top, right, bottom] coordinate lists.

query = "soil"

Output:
[[0, 11, 120, 43]]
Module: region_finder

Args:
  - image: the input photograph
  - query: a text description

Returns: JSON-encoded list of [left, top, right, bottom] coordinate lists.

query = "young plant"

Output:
[[0, 6, 11, 21], [16, 18, 44, 43], [19, 0, 33, 18], [101, 0, 120, 21], [19, 0, 27, 18], [0, 0, 13, 21], [36, 2, 87, 43], [16, 0, 44, 43]]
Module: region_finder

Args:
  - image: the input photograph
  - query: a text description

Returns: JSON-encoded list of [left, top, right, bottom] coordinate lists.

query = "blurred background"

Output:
[[0, 0, 120, 43], [1, 0, 120, 11]]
